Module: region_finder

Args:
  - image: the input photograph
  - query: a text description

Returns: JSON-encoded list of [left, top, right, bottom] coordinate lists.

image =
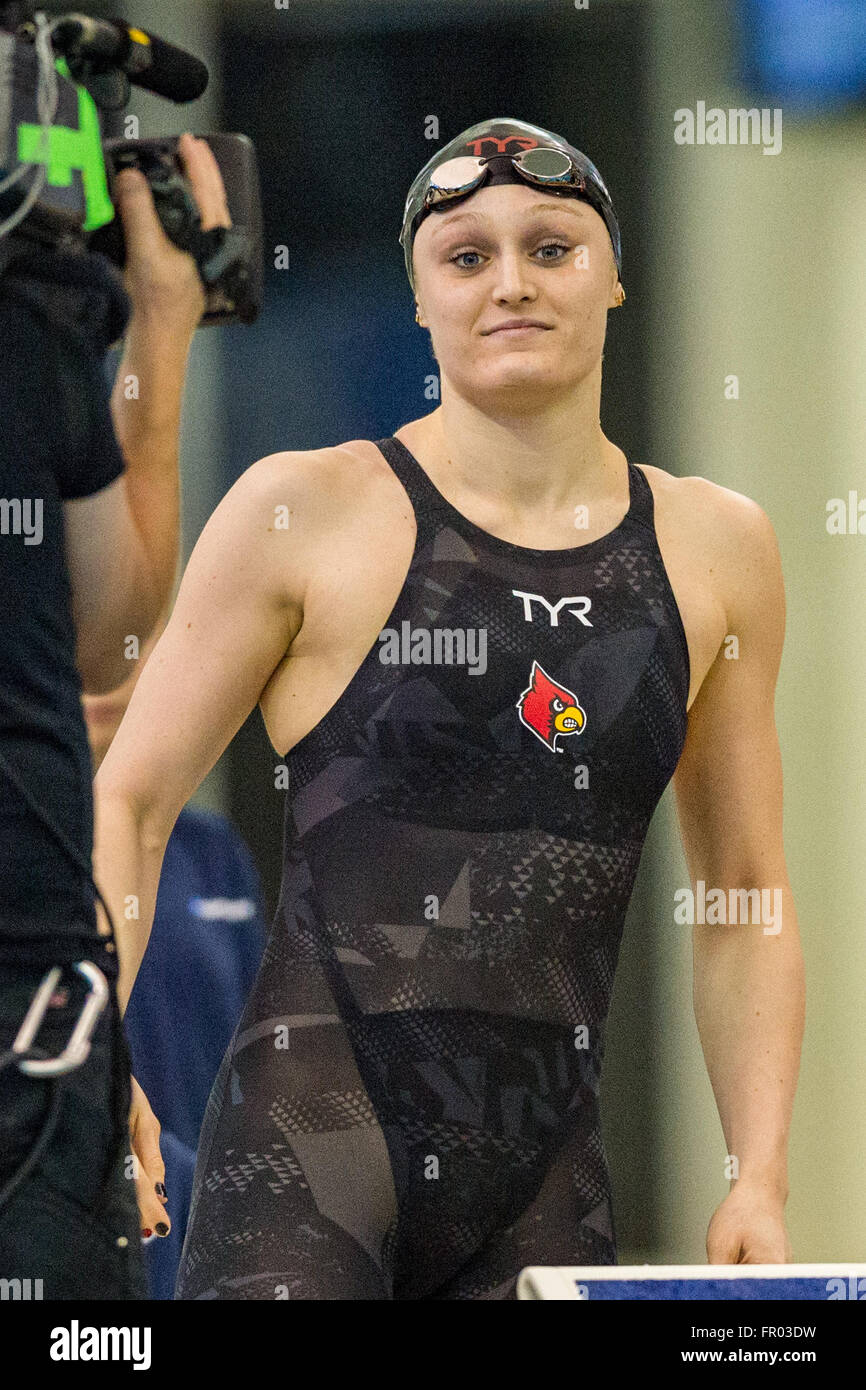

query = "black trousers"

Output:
[[0, 942, 148, 1299]]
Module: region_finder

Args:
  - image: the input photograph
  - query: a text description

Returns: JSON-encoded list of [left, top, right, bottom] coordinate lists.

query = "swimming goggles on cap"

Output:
[[421, 146, 591, 210]]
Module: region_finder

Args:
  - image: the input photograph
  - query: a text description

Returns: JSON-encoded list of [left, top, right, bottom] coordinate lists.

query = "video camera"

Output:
[[0, 4, 263, 326]]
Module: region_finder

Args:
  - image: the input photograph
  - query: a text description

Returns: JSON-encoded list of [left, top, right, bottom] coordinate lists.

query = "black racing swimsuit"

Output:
[[176, 435, 690, 1300]]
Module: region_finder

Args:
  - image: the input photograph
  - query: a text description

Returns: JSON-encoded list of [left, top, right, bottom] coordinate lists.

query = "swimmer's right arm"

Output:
[[92, 449, 314, 1017]]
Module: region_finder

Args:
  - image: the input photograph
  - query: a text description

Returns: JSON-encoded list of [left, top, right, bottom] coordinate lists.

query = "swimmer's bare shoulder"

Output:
[[642, 461, 774, 543], [95, 437, 407, 837], [638, 461, 784, 707], [235, 437, 411, 617], [245, 439, 417, 757]]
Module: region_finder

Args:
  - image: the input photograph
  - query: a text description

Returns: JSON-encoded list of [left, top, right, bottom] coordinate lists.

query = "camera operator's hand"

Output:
[[112, 132, 232, 331]]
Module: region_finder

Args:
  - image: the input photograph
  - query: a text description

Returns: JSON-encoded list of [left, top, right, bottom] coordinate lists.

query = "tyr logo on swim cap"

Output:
[[399, 117, 622, 292]]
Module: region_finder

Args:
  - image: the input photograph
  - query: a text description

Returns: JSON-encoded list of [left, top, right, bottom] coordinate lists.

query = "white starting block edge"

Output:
[[516, 1263, 866, 1301]]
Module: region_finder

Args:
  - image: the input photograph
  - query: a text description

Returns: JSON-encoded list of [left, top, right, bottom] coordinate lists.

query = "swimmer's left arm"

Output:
[[672, 488, 805, 1262]]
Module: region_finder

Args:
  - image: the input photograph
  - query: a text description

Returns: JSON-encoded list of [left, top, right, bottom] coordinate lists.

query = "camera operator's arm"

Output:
[[64, 134, 231, 694]]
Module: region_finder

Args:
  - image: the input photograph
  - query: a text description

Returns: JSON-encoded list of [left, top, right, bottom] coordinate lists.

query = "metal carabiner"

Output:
[[13, 960, 109, 1076]]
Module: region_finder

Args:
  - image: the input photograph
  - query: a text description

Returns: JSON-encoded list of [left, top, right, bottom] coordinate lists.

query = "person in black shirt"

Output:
[[0, 133, 231, 1298]]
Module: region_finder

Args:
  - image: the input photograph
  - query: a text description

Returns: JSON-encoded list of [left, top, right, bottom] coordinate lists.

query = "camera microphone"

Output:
[[50, 14, 209, 103]]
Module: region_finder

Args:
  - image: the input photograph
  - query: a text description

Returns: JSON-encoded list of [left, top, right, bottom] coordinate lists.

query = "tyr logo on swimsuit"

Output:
[[512, 590, 593, 626]]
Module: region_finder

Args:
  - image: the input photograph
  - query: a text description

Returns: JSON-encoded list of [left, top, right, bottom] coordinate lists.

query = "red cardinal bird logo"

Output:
[[516, 660, 586, 753]]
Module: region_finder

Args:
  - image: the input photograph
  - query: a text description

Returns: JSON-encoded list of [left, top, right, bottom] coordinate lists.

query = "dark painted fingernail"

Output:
[[155, 1222, 169, 1237], [141, 1228, 152, 1238], [155, 1182, 167, 1199]]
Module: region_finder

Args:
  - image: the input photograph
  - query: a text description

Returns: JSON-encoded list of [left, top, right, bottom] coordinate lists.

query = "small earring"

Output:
[[613, 284, 626, 307], [415, 302, 424, 325]]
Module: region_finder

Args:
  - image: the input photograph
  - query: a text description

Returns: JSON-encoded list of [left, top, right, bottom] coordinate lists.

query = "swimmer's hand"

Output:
[[706, 1184, 791, 1263], [129, 1074, 170, 1241], [112, 132, 232, 331]]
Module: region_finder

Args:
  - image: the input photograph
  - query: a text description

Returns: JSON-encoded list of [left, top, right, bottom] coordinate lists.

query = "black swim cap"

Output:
[[399, 117, 622, 292]]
